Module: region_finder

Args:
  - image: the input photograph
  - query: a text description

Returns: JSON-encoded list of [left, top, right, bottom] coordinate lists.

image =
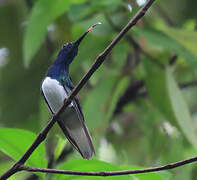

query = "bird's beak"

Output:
[[74, 22, 102, 47], [74, 31, 88, 47]]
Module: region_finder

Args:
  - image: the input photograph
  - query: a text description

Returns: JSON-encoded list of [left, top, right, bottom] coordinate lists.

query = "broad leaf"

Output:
[[54, 135, 67, 160], [83, 76, 118, 131], [0, 128, 46, 167], [0, 161, 17, 180], [162, 27, 197, 63], [23, 0, 71, 66], [135, 28, 197, 67], [104, 77, 130, 124], [144, 60, 197, 148], [112, 42, 129, 71], [121, 165, 163, 180], [166, 67, 197, 148]]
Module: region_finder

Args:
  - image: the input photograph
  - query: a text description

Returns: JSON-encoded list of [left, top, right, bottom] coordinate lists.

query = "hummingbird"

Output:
[[41, 23, 101, 159]]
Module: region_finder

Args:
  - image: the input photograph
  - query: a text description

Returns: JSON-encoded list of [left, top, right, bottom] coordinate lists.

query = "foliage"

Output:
[[0, 0, 197, 179]]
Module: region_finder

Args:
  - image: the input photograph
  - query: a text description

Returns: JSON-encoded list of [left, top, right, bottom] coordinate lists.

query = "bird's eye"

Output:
[[64, 43, 72, 48], [68, 43, 73, 49]]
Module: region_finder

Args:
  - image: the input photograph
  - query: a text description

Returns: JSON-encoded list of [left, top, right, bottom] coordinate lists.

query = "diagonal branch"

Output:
[[0, 0, 156, 179], [18, 155, 197, 176]]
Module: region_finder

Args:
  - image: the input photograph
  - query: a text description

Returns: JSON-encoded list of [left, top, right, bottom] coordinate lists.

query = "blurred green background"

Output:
[[0, 0, 197, 179]]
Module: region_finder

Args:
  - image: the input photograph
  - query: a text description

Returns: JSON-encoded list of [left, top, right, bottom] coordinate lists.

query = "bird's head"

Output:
[[56, 22, 102, 66], [60, 42, 78, 62]]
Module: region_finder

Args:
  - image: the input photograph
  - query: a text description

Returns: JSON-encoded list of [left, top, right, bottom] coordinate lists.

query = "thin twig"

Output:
[[0, 0, 156, 179], [19, 155, 197, 176], [114, 80, 144, 114], [116, 79, 197, 110], [180, 80, 197, 89], [114, 78, 197, 115]]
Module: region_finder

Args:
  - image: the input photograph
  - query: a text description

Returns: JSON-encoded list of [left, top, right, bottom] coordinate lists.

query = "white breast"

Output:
[[41, 77, 71, 114]]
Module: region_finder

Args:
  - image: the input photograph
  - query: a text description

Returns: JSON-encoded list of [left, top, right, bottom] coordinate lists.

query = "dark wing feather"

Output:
[[72, 98, 95, 153], [41, 78, 95, 159], [61, 84, 95, 159]]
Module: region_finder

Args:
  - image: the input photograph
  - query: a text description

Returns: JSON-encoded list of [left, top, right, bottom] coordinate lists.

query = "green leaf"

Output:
[[0, 128, 46, 167], [135, 172, 161, 180], [0, 161, 28, 180], [144, 60, 197, 148], [0, 161, 16, 180], [83, 76, 118, 131], [105, 77, 130, 123], [112, 42, 129, 71], [159, 171, 172, 180], [23, 0, 71, 66], [68, 0, 120, 22], [121, 165, 163, 180], [83, 75, 129, 132], [39, 99, 50, 127], [144, 61, 171, 120], [161, 27, 197, 60], [56, 159, 134, 180], [54, 135, 67, 160], [166, 67, 197, 148], [135, 28, 197, 67]]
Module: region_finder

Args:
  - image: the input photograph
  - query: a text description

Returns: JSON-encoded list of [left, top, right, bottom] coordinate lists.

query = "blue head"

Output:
[[46, 22, 101, 80], [47, 33, 87, 79], [55, 42, 78, 66]]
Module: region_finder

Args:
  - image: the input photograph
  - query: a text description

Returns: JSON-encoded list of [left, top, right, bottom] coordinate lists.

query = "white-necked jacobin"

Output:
[[41, 23, 101, 159]]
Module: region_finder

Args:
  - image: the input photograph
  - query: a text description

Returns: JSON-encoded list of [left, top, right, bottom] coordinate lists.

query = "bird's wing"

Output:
[[61, 84, 95, 159], [41, 76, 94, 159]]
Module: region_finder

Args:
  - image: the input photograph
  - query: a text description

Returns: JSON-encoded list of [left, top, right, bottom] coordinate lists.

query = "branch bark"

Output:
[[0, 0, 156, 179], [18, 155, 197, 176]]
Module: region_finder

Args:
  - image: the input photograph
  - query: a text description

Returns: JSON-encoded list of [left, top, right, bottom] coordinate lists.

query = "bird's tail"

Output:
[[57, 99, 95, 159]]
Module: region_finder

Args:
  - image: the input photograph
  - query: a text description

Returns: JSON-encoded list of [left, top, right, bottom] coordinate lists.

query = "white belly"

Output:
[[41, 77, 71, 114]]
